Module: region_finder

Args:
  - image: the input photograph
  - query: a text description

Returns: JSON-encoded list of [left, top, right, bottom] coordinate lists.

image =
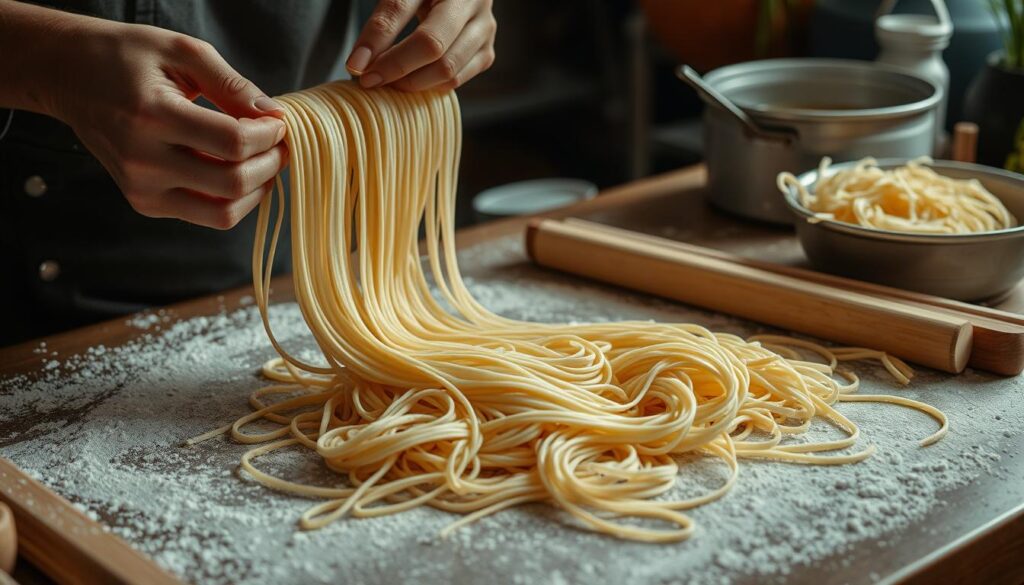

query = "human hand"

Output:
[[346, 0, 497, 92], [51, 19, 287, 229]]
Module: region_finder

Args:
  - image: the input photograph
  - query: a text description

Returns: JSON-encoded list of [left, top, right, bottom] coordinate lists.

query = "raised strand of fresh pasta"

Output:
[[192, 81, 949, 543]]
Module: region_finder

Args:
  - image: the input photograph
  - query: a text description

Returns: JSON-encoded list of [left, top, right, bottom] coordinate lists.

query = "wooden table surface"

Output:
[[1, 165, 1022, 585]]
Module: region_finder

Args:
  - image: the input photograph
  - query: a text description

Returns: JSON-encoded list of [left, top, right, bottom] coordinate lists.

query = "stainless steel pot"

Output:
[[781, 159, 1024, 301], [697, 59, 941, 224]]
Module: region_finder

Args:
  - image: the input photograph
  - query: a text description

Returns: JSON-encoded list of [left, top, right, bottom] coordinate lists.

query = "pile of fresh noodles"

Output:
[[191, 82, 946, 543], [778, 157, 1016, 234]]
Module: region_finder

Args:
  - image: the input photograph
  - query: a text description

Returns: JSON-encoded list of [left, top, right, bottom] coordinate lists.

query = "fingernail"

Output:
[[274, 123, 286, 143], [254, 96, 284, 113], [361, 72, 383, 89], [347, 46, 372, 74]]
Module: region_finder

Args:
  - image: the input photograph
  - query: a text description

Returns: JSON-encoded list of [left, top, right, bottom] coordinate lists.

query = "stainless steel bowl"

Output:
[[781, 159, 1024, 301]]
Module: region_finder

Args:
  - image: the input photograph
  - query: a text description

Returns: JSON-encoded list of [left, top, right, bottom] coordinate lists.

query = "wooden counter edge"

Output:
[[892, 500, 1024, 585]]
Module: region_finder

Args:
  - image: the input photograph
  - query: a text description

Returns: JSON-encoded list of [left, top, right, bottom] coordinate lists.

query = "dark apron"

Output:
[[0, 0, 356, 346]]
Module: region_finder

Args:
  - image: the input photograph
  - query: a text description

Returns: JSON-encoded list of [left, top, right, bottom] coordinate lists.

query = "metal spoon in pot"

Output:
[[676, 65, 797, 143]]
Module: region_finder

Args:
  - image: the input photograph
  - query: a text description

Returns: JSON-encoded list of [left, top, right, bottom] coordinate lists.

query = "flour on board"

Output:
[[1, 235, 1021, 585]]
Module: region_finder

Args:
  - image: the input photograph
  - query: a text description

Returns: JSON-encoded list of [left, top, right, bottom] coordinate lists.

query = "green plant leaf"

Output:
[[1006, 116, 1024, 172], [986, 0, 1024, 67]]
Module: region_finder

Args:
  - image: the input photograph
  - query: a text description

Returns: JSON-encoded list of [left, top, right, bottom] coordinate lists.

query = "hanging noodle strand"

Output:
[[190, 82, 948, 543]]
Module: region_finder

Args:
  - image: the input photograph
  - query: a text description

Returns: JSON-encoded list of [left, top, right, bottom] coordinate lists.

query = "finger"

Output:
[[391, 16, 494, 92], [168, 35, 284, 119], [150, 183, 271, 230], [165, 144, 287, 200], [345, 0, 421, 76], [359, 3, 475, 88], [434, 46, 496, 91], [158, 94, 286, 161]]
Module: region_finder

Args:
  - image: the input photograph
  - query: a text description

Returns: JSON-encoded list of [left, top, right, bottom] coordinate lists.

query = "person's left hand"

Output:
[[345, 0, 497, 92]]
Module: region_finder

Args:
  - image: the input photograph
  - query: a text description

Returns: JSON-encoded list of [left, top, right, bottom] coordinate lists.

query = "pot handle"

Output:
[[676, 65, 797, 144]]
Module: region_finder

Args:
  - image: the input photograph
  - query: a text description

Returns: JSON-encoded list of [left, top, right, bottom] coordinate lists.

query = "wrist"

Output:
[[0, 1, 117, 120], [41, 16, 123, 123]]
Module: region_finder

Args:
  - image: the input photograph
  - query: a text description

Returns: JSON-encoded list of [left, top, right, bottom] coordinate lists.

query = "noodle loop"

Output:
[[195, 82, 950, 542]]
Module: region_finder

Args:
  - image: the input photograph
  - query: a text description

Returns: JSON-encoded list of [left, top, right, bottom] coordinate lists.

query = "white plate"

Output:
[[472, 178, 598, 218]]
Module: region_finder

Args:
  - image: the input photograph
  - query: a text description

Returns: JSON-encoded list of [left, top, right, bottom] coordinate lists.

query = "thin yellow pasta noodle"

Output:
[[778, 157, 1016, 234], [191, 81, 949, 543]]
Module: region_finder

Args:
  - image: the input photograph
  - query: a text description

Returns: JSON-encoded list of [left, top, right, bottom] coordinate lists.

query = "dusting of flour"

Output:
[[1, 235, 1022, 585]]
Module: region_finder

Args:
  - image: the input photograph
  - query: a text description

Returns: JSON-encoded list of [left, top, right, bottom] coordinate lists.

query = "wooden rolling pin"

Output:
[[561, 218, 1024, 375], [0, 459, 180, 585], [526, 218, 973, 374], [952, 122, 979, 163], [0, 501, 14, 582]]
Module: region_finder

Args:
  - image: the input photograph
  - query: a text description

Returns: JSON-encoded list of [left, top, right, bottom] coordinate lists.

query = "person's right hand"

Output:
[[50, 19, 288, 229]]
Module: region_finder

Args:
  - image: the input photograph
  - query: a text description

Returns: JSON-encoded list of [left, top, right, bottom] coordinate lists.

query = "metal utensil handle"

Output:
[[676, 65, 763, 135], [675, 65, 796, 143], [875, 0, 951, 28]]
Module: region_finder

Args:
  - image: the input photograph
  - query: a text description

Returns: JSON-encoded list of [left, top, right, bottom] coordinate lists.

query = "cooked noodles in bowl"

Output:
[[777, 157, 1017, 234]]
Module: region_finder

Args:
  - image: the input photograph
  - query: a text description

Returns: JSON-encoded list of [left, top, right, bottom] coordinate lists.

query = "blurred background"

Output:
[[453, 0, 1012, 227]]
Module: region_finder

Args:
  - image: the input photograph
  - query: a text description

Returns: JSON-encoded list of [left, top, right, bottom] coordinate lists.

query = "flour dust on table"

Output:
[[1, 233, 1021, 584], [214, 81, 955, 548]]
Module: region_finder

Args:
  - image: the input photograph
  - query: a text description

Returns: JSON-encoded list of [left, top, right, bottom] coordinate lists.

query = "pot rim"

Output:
[[703, 58, 941, 123], [781, 158, 1024, 244]]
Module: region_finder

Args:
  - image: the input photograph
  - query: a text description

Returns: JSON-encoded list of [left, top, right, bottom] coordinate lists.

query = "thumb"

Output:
[[346, 0, 420, 75], [176, 38, 284, 119]]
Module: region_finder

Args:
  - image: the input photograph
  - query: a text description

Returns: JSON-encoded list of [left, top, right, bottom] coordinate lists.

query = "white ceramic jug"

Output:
[[875, 0, 953, 149]]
